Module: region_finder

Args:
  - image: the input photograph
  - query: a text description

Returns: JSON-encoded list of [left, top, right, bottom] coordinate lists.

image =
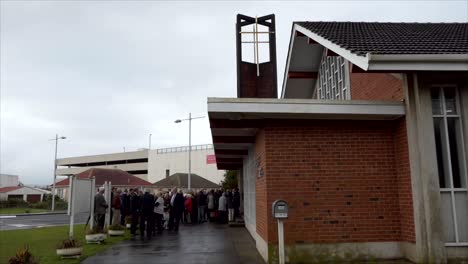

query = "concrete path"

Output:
[[82, 223, 265, 264]]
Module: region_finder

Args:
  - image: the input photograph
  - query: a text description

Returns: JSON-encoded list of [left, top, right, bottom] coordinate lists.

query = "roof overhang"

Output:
[[282, 23, 468, 98], [208, 97, 405, 170]]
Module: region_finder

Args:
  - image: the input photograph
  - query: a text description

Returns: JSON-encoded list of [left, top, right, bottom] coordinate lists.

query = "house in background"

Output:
[[153, 172, 221, 192], [208, 15, 468, 263], [0, 186, 49, 203], [54, 168, 153, 200]]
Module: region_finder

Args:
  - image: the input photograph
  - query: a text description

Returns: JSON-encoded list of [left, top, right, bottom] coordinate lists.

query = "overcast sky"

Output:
[[1, 1, 467, 185]]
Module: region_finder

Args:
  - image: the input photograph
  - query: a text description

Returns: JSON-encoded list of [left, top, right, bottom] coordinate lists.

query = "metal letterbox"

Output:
[[272, 199, 289, 219]]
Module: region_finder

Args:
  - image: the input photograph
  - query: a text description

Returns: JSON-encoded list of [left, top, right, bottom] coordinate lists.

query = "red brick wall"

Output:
[[351, 73, 404, 101], [257, 120, 412, 244], [255, 129, 269, 242], [394, 118, 416, 242]]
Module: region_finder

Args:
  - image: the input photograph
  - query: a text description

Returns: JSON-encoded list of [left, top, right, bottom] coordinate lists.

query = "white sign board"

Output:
[[72, 179, 94, 214]]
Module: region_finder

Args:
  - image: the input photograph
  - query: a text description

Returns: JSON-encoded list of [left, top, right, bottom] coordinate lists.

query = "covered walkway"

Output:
[[82, 223, 264, 264]]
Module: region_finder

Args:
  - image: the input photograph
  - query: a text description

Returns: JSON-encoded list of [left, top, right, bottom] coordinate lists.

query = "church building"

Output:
[[208, 15, 468, 263]]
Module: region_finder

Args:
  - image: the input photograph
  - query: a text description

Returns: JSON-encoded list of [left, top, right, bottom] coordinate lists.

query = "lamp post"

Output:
[[174, 113, 204, 191], [50, 134, 66, 211], [149, 133, 152, 150]]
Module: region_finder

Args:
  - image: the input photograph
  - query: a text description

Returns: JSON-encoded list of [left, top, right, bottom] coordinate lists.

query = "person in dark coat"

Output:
[[168, 188, 177, 231], [140, 189, 155, 239], [233, 188, 241, 219], [226, 189, 234, 222], [120, 189, 130, 225], [197, 190, 207, 223], [169, 189, 185, 231], [129, 189, 141, 236]]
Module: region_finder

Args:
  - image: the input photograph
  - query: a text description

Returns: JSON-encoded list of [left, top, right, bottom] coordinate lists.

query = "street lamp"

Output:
[[174, 113, 205, 191], [149, 133, 152, 150], [49, 134, 66, 211]]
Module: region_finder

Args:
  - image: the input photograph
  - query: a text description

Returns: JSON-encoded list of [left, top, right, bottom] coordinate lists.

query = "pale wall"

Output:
[[148, 148, 225, 184]]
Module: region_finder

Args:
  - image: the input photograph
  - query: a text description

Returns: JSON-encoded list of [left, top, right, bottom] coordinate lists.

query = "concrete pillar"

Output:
[[403, 73, 446, 263]]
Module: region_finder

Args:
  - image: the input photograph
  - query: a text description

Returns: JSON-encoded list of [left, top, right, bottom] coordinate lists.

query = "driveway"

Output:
[[82, 223, 265, 264]]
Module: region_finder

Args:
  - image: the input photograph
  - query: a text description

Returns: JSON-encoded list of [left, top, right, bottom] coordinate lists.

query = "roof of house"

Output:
[[295, 22, 468, 56], [0, 186, 22, 193], [153, 173, 220, 189], [55, 168, 152, 187]]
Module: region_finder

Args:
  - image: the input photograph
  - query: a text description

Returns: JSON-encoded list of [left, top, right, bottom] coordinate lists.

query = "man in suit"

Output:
[[140, 188, 155, 239], [94, 187, 108, 230], [172, 190, 185, 231], [129, 188, 141, 236]]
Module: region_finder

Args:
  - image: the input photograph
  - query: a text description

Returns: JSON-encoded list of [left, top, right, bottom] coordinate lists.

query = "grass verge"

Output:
[[0, 207, 48, 215], [0, 224, 129, 264]]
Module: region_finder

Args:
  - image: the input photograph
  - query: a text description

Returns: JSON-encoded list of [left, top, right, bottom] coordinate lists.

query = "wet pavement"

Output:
[[82, 222, 265, 264]]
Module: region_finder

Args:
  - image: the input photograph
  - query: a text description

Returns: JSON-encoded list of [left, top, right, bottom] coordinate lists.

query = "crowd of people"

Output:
[[94, 187, 241, 239]]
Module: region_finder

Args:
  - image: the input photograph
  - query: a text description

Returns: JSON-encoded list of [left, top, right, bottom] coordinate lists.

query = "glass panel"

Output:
[[447, 118, 467, 188], [455, 192, 468, 242], [431, 87, 442, 115], [434, 117, 451, 188], [441, 192, 456, 242], [444, 87, 458, 115]]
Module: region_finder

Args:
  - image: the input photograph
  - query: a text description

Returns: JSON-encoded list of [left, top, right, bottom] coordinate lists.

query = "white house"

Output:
[[0, 186, 49, 203]]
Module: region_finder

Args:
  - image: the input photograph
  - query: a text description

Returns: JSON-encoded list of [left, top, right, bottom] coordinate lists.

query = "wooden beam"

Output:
[[215, 149, 248, 155], [212, 136, 256, 144], [288, 71, 318, 79]]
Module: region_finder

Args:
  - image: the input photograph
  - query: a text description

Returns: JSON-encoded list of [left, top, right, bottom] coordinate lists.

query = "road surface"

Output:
[[0, 212, 88, 231]]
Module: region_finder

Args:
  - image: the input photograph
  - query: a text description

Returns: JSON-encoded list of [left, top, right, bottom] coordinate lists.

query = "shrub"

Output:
[[8, 245, 37, 264], [0, 199, 28, 209], [56, 239, 80, 249], [86, 226, 104, 235], [108, 224, 125, 230]]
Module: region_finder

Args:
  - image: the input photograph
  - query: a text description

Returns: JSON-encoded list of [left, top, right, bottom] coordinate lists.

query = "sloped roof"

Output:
[[153, 173, 220, 189], [295, 22, 468, 56], [55, 168, 152, 187], [0, 186, 22, 193]]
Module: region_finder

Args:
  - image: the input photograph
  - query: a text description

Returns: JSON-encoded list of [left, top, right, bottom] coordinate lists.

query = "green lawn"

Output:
[[0, 207, 48, 215], [0, 224, 129, 264]]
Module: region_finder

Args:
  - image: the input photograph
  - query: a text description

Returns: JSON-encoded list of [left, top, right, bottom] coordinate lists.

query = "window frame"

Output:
[[432, 84, 468, 246]]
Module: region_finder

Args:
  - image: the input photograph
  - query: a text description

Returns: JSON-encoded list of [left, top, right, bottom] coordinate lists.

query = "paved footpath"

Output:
[[82, 222, 265, 264]]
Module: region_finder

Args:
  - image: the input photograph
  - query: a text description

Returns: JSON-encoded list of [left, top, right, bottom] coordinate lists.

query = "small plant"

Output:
[[24, 209, 30, 214], [8, 245, 38, 264], [56, 239, 80, 249], [86, 226, 104, 234], [108, 224, 125, 230]]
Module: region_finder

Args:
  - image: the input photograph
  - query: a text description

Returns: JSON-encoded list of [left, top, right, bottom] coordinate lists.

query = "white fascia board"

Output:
[[281, 26, 297, 99], [208, 98, 404, 117], [294, 24, 369, 70], [368, 54, 468, 71]]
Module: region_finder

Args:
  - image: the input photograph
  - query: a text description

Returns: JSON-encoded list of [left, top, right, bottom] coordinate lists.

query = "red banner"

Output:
[[206, 154, 216, 164]]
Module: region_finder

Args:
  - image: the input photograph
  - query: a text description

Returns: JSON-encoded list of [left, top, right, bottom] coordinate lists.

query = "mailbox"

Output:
[[272, 199, 289, 219]]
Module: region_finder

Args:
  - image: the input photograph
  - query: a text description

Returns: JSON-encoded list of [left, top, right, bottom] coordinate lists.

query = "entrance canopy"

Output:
[[208, 97, 405, 170]]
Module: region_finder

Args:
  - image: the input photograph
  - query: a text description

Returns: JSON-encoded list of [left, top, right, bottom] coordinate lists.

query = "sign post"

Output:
[[272, 200, 288, 264]]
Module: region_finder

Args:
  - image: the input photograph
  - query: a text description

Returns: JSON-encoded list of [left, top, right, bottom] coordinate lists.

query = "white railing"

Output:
[[156, 144, 213, 154]]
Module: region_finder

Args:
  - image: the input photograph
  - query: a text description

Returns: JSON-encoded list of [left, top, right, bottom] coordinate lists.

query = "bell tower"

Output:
[[236, 14, 278, 98]]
